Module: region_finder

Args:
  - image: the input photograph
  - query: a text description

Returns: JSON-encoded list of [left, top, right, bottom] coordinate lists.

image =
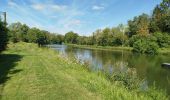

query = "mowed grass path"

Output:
[[0, 42, 168, 100]]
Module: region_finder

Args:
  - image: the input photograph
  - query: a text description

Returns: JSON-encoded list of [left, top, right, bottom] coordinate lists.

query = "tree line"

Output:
[[0, 0, 170, 54], [64, 0, 170, 54], [8, 22, 64, 46]]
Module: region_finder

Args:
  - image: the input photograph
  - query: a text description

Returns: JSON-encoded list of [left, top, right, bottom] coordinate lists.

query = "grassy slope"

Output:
[[67, 44, 170, 54], [158, 48, 170, 54], [66, 44, 133, 52], [0, 42, 168, 100]]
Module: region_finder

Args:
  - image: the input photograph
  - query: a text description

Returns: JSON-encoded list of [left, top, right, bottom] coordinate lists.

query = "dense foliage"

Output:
[[64, 31, 78, 44], [8, 22, 64, 46], [61, 0, 170, 54], [0, 19, 8, 52]]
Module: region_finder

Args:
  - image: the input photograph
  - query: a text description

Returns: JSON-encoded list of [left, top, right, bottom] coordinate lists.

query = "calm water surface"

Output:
[[49, 45, 170, 94]]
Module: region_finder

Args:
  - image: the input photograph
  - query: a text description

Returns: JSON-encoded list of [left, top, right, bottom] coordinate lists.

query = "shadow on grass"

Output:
[[0, 54, 23, 96]]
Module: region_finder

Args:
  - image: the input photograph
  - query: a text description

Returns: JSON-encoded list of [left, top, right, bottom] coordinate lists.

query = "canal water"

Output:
[[49, 45, 170, 94]]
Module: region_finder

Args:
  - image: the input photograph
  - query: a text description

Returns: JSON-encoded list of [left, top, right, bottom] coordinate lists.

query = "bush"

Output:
[[145, 42, 159, 54], [132, 35, 159, 54], [8, 30, 20, 43], [133, 39, 147, 53], [0, 20, 8, 52], [129, 35, 142, 47], [153, 32, 170, 48]]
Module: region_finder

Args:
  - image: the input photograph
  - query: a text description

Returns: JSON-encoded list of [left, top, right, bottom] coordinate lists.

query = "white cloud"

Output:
[[92, 5, 105, 10], [6, 0, 86, 35], [51, 5, 67, 12], [31, 3, 67, 12], [8, 0, 18, 7], [31, 4, 45, 11]]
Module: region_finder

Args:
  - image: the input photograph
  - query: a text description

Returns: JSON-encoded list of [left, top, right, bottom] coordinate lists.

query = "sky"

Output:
[[0, 0, 162, 36]]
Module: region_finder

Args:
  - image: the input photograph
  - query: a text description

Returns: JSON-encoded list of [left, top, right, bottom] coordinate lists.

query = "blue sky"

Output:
[[0, 0, 162, 35]]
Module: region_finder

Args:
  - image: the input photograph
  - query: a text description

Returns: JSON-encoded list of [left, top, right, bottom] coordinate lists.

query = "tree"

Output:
[[153, 32, 170, 48], [20, 24, 29, 42], [36, 31, 48, 46], [132, 36, 159, 54], [64, 31, 78, 44], [151, 0, 170, 33], [128, 13, 150, 37], [77, 36, 87, 45], [112, 25, 128, 46], [8, 22, 29, 42], [51, 34, 64, 44], [0, 19, 8, 52], [94, 28, 113, 46], [27, 28, 40, 43]]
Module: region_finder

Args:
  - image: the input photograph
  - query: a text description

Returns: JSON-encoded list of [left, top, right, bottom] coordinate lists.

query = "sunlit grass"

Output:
[[0, 42, 168, 100], [66, 44, 133, 51]]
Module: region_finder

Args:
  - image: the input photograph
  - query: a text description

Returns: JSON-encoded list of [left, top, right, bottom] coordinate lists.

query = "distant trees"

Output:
[[50, 34, 64, 44], [8, 22, 29, 42], [61, 0, 170, 54], [8, 22, 64, 46], [64, 31, 78, 44], [5, 0, 170, 54], [89, 25, 128, 46], [150, 0, 170, 33], [0, 19, 8, 52], [128, 13, 150, 37], [125, 0, 170, 54]]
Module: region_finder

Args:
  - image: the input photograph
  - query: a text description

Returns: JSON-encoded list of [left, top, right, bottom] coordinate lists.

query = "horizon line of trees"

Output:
[[0, 0, 170, 54], [64, 0, 170, 54], [8, 22, 64, 46]]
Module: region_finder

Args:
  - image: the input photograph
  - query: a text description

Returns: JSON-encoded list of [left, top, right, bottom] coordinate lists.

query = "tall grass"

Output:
[[60, 53, 169, 100]]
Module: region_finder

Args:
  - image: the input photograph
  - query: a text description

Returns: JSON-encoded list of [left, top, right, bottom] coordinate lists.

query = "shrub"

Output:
[[133, 39, 147, 53], [129, 35, 142, 47], [153, 32, 170, 48], [145, 42, 159, 54], [132, 35, 159, 54]]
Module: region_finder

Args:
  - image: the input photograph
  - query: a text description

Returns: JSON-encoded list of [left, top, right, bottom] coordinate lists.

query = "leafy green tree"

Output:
[[0, 19, 8, 52], [151, 0, 170, 33], [113, 32, 128, 46], [153, 32, 170, 48], [20, 24, 29, 42], [94, 28, 113, 46], [112, 25, 128, 46], [8, 22, 29, 42], [64, 31, 78, 44], [128, 13, 150, 37], [8, 30, 20, 43], [36, 31, 48, 46], [51, 34, 64, 44], [132, 36, 159, 54], [77, 36, 87, 45], [27, 28, 40, 43]]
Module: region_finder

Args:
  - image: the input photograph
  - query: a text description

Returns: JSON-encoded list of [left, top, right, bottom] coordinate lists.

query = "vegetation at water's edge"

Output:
[[0, 42, 168, 100], [66, 43, 170, 54], [63, 0, 170, 54]]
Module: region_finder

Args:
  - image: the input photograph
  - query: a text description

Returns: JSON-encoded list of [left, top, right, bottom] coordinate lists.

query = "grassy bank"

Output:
[[0, 42, 168, 100], [66, 44, 133, 52], [67, 44, 170, 54], [158, 48, 170, 54]]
